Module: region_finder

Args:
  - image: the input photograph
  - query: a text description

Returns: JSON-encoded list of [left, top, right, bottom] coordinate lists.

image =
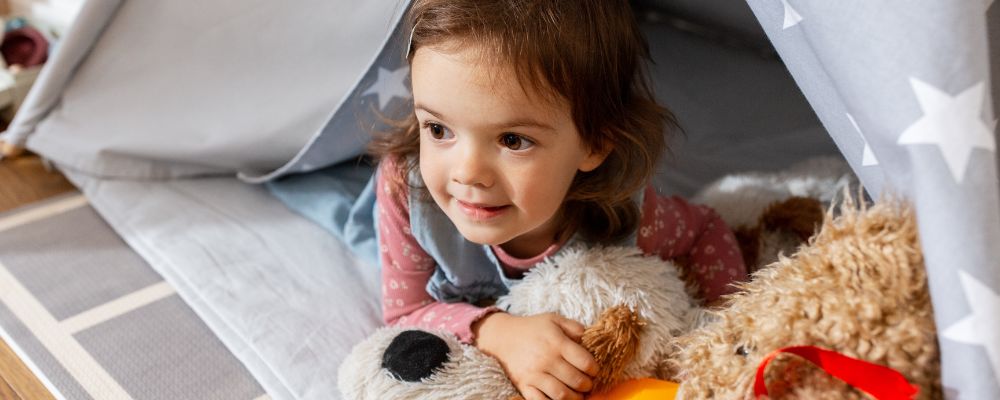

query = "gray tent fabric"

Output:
[[746, 1, 1000, 398], [0, 0, 404, 178], [636, 0, 770, 49], [239, 5, 412, 183], [0, 0, 121, 148]]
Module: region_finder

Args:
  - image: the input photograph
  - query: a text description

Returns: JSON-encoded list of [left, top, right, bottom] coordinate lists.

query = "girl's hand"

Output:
[[473, 312, 598, 400]]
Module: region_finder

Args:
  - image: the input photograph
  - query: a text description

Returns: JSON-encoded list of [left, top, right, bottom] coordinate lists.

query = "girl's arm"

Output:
[[636, 186, 747, 304], [376, 159, 499, 344]]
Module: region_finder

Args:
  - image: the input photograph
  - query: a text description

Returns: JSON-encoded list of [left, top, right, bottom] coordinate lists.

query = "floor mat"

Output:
[[0, 193, 267, 400]]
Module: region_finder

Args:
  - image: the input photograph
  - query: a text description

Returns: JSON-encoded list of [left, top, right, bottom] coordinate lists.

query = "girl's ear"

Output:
[[579, 144, 612, 172]]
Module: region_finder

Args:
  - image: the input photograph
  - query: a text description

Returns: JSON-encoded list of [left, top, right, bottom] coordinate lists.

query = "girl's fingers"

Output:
[[562, 343, 599, 377], [519, 385, 548, 400], [552, 315, 585, 341], [536, 374, 583, 400], [550, 358, 594, 393]]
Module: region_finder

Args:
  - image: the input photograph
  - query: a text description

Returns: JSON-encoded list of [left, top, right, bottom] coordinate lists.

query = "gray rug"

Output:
[[0, 193, 267, 400]]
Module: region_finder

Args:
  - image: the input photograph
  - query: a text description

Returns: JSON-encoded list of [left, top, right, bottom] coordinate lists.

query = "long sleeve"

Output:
[[376, 159, 498, 344], [635, 186, 747, 303]]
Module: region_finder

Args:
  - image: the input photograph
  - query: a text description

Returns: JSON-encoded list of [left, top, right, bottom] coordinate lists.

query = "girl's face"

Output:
[[411, 44, 607, 257]]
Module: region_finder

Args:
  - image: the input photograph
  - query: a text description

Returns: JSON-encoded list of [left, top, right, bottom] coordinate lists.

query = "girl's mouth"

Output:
[[456, 200, 510, 221]]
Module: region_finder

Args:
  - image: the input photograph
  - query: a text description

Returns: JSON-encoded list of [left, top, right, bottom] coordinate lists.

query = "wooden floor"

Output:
[[0, 153, 75, 400], [0, 155, 77, 213]]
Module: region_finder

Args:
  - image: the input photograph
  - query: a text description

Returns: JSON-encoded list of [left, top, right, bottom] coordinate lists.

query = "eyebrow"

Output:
[[414, 104, 445, 120], [414, 103, 556, 132]]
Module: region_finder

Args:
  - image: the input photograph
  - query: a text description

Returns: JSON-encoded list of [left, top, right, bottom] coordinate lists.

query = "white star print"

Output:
[[942, 271, 1000, 385], [362, 66, 411, 110], [847, 113, 879, 166], [781, 0, 803, 29], [897, 78, 996, 182]]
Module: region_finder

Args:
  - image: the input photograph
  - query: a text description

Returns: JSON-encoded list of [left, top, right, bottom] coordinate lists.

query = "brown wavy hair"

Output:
[[369, 0, 678, 244]]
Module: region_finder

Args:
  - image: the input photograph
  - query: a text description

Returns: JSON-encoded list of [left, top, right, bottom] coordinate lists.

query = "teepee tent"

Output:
[[744, 2, 1000, 398], [0, 0, 996, 398]]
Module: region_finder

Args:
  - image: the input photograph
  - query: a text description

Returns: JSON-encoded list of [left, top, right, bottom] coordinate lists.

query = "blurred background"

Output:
[[0, 0, 81, 130]]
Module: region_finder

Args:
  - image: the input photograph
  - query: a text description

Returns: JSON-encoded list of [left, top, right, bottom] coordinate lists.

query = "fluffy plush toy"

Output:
[[338, 246, 700, 400], [337, 157, 866, 400], [694, 156, 856, 272], [673, 197, 941, 399]]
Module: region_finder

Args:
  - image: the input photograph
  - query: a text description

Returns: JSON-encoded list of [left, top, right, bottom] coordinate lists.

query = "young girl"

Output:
[[370, 1, 746, 399]]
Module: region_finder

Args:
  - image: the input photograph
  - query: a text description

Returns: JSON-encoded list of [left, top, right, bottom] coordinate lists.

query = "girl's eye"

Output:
[[425, 123, 453, 140], [500, 133, 535, 151]]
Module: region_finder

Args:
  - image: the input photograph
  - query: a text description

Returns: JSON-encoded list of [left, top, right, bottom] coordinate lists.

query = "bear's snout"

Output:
[[381, 330, 451, 382]]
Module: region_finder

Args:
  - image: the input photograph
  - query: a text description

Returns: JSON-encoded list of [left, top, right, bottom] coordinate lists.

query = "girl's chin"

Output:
[[454, 225, 515, 247]]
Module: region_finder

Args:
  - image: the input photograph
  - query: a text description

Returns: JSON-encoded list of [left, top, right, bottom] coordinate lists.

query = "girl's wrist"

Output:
[[472, 311, 510, 351]]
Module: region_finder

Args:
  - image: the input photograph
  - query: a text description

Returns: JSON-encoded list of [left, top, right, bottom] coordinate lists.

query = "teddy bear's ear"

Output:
[[582, 305, 646, 393], [760, 196, 825, 241], [736, 196, 825, 273], [381, 330, 451, 382]]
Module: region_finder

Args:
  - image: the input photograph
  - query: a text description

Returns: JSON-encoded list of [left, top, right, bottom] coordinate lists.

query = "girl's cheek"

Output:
[[419, 147, 447, 186]]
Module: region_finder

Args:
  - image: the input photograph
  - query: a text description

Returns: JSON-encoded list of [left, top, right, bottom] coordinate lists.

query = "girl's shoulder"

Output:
[[379, 155, 424, 186], [376, 157, 412, 210]]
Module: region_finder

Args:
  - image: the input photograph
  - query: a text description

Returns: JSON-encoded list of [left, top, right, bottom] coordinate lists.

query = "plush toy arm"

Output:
[[581, 305, 646, 393]]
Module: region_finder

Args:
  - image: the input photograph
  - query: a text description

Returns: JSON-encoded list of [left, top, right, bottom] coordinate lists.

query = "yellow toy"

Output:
[[587, 378, 678, 400]]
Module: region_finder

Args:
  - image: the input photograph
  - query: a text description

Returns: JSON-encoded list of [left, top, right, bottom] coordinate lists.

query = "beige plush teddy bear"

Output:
[[673, 197, 941, 399]]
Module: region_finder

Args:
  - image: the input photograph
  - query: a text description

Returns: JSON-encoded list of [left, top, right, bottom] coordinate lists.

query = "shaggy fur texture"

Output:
[[695, 156, 856, 272], [673, 198, 941, 399], [337, 326, 520, 400], [581, 305, 646, 392], [338, 246, 699, 400], [497, 246, 700, 381]]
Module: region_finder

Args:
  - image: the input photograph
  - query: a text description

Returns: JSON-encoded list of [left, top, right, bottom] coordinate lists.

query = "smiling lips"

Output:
[[456, 199, 510, 221]]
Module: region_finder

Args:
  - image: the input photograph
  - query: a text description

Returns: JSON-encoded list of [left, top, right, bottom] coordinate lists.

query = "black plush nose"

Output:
[[381, 330, 451, 382]]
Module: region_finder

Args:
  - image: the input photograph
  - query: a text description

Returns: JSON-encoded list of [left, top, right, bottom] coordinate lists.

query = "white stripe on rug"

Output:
[[252, 394, 272, 400], [0, 194, 87, 233], [61, 281, 176, 334], [0, 260, 134, 399]]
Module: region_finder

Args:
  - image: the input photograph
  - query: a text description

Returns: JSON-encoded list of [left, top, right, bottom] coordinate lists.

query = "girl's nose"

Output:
[[451, 142, 494, 188]]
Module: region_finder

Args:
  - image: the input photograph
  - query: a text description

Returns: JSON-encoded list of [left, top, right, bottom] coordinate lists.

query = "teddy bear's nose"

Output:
[[381, 330, 451, 382]]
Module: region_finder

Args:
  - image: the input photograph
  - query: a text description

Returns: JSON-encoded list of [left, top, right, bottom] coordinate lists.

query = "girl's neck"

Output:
[[498, 210, 572, 258]]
